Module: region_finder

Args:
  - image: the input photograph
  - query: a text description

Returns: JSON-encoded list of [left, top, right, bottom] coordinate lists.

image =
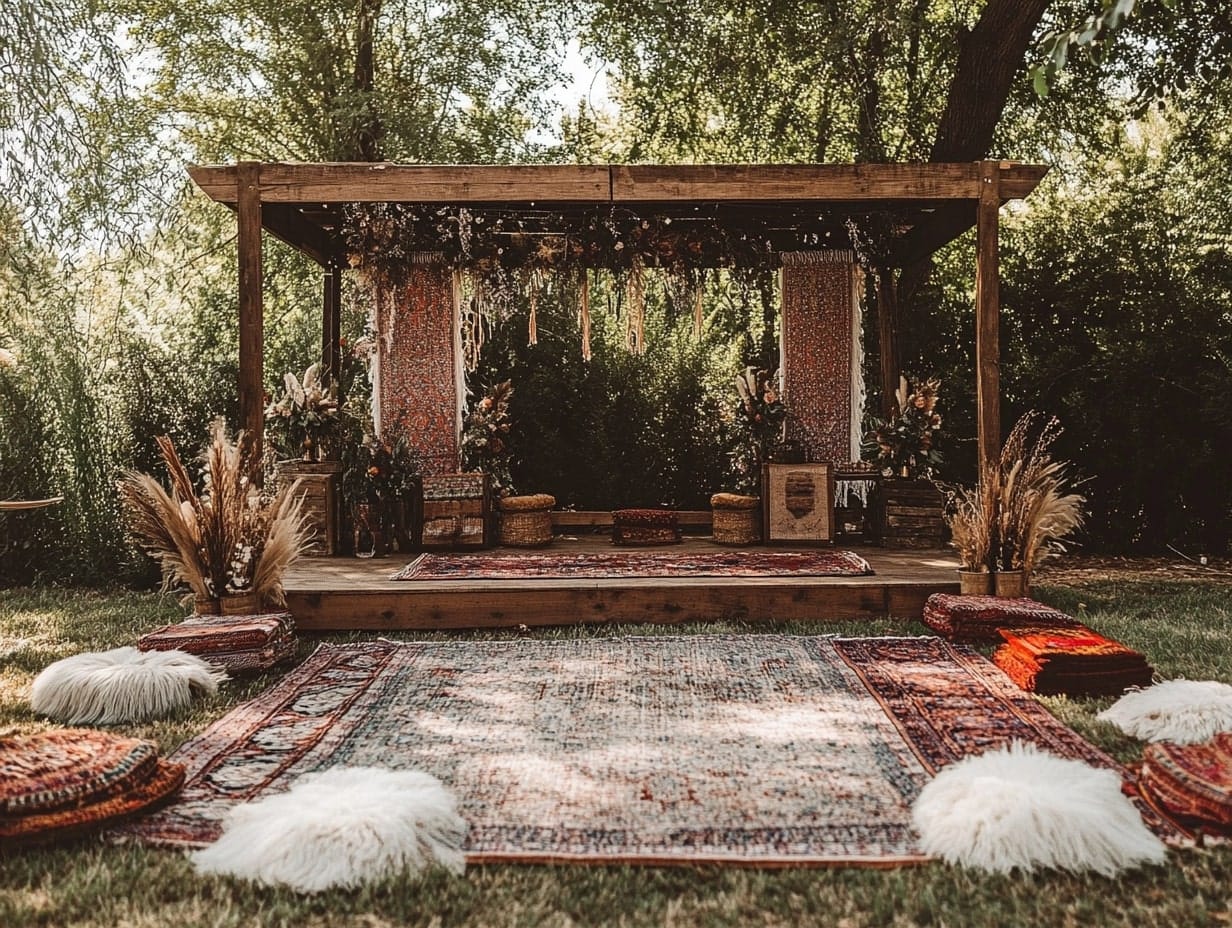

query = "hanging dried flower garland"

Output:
[[342, 203, 896, 365]]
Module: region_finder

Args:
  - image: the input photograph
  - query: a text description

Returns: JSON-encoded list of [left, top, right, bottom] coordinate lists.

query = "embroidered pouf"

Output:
[[612, 508, 682, 546], [992, 625, 1154, 696], [497, 494, 555, 547], [138, 612, 297, 674], [0, 729, 185, 848], [1139, 733, 1232, 833], [921, 593, 1078, 644], [710, 493, 761, 545]]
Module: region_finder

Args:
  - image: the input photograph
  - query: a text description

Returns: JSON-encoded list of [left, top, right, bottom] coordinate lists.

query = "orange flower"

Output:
[[367, 466, 380, 477]]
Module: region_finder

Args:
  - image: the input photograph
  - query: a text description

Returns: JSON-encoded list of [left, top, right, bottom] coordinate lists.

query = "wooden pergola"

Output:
[[187, 161, 1047, 469]]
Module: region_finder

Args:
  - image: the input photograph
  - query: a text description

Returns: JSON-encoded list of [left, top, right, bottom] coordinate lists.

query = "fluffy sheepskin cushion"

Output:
[[1098, 680, 1232, 745], [192, 767, 466, 892], [30, 646, 225, 725], [912, 741, 1166, 876]]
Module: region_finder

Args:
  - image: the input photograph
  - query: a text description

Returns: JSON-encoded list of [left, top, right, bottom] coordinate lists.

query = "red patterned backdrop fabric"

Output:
[[376, 262, 460, 475], [781, 261, 854, 465]]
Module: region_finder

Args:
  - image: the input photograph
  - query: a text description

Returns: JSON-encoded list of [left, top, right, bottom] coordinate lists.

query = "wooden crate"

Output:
[[420, 473, 490, 549], [875, 478, 945, 549], [277, 460, 341, 556]]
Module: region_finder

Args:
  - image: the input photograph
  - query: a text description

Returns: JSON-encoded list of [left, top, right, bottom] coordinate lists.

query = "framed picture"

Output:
[[762, 463, 835, 544]]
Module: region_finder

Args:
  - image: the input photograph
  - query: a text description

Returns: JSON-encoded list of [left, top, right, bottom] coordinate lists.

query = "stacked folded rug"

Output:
[[0, 729, 184, 849], [921, 593, 1078, 644], [138, 612, 297, 674], [993, 624, 1155, 696], [1138, 733, 1232, 836]]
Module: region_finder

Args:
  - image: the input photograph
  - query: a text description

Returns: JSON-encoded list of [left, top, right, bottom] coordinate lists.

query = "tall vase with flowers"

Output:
[[461, 380, 515, 498], [341, 432, 421, 557], [118, 421, 311, 615], [730, 367, 787, 493], [862, 376, 946, 547], [264, 363, 342, 461]]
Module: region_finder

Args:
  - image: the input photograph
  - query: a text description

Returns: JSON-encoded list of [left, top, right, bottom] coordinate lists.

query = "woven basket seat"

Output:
[[612, 508, 681, 546], [498, 494, 556, 547], [710, 494, 761, 545]]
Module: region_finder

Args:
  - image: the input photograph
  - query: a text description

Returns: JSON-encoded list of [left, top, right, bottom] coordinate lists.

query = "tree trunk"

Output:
[[351, 0, 384, 162]]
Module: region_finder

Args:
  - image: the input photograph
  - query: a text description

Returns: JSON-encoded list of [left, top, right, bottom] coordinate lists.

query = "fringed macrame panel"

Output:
[[780, 251, 860, 467], [374, 255, 461, 475]]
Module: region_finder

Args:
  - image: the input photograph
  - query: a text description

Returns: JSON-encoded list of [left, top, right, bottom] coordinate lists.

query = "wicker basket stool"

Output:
[[612, 508, 681, 546], [497, 494, 556, 547], [710, 493, 761, 545]]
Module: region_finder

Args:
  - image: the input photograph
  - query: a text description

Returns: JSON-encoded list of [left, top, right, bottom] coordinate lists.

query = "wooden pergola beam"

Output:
[[188, 162, 1047, 208]]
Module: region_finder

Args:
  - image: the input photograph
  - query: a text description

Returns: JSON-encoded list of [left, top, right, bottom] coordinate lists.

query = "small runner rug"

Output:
[[390, 549, 874, 581], [113, 636, 1187, 865]]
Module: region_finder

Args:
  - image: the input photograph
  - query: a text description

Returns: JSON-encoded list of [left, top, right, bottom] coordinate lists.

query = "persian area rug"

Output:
[[113, 636, 1188, 866], [390, 549, 874, 581]]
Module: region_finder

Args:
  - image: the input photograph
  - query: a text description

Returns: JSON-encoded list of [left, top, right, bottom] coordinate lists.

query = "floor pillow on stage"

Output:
[[31, 646, 226, 725], [1099, 680, 1232, 745], [911, 740, 1166, 876], [191, 767, 467, 892]]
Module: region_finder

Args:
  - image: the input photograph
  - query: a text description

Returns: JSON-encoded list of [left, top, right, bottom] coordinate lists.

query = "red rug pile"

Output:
[[992, 625, 1155, 696]]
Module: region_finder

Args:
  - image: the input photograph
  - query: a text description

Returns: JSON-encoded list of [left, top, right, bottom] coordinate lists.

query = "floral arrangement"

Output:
[[730, 367, 787, 490], [862, 376, 943, 479], [341, 433, 420, 509], [118, 421, 310, 610], [461, 380, 515, 497], [264, 363, 341, 460]]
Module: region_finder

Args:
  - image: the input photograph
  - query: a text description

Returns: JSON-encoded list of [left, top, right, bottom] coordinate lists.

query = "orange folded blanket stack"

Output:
[[992, 624, 1154, 696], [1139, 733, 1232, 835]]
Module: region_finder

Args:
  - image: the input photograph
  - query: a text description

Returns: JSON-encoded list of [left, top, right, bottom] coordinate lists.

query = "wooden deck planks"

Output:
[[283, 541, 959, 631]]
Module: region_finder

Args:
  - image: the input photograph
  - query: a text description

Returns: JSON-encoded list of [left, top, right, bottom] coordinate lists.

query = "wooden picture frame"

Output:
[[761, 463, 835, 544]]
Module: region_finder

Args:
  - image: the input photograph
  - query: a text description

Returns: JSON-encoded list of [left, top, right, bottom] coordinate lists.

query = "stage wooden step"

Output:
[[283, 541, 960, 632]]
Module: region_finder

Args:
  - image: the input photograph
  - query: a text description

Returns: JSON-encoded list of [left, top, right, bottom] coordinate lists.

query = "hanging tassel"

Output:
[[579, 267, 592, 362], [625, 256, 646, 355], [526, 270, 539, 346], [693, 272, 704, 339]]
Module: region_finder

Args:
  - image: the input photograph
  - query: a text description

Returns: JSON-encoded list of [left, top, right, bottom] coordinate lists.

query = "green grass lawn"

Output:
[[2, 581, 1231, 928]]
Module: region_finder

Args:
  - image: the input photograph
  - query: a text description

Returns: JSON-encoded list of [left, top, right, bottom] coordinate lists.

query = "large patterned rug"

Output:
[[113, 636, 1186, 866], [390, 549, 874, 581]]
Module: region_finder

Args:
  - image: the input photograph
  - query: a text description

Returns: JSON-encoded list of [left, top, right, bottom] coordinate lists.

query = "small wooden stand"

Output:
[[277, 460, 341, 556], [875, 478, 945, 549], [420, 473, 490, 549]]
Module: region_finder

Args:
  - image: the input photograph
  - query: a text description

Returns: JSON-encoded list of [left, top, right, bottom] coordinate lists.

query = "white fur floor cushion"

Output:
[[191, 767, 467, 892], [30, 646, 225, 724], [912, 741, 1166, 876], [1098, 680, 1232, 744]]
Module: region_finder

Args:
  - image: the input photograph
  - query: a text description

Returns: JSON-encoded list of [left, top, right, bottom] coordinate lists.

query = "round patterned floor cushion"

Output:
[[0, 729, 185, 848], [911, 740, 1167, 876], [1098, 680, 1232, 745], [31, 646, 227, 725], [191, 766, 467, 892]]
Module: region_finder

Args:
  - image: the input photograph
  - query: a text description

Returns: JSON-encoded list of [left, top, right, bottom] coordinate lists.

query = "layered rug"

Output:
[[113, 636, 1187, 866], [390, 550, 874, 582]]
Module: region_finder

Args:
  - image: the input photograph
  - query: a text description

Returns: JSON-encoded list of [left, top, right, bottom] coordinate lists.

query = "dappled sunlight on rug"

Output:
[[113, 636, 1186, 865]]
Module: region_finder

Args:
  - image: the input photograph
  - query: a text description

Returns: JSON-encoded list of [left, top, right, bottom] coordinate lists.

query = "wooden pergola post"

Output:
[[974, 160, 1002, 470], [236, 161, 264, 472], [875, 266, 901, 419], [322, 261, 342, 392]]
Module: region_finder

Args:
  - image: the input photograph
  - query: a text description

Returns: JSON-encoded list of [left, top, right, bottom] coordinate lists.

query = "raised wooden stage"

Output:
[[284, 537, 960, 631]]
